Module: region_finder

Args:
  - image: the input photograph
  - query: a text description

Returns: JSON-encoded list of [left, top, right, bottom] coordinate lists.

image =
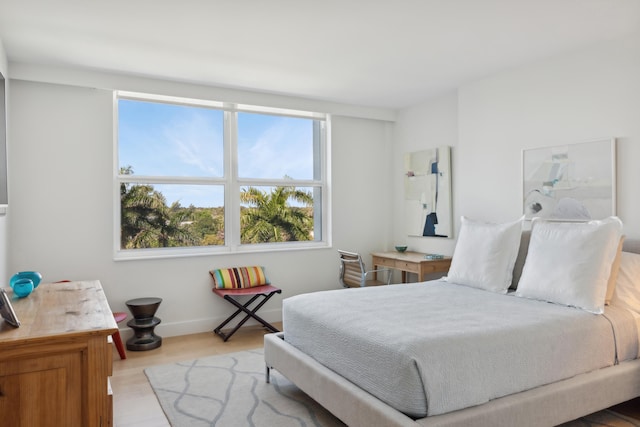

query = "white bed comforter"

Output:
[[282, 281, 638, 418]]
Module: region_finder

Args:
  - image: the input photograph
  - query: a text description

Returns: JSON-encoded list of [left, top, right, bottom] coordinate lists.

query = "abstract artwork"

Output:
[[404, 146, 452, 237], [522, 138, 616, 221]]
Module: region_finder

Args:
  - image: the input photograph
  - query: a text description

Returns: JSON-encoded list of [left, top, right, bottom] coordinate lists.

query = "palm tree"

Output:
[[120, 182, 164, 248], [120, 166, 199, 248], [154, 202, 199, 248], [240, 185, 314, 244]]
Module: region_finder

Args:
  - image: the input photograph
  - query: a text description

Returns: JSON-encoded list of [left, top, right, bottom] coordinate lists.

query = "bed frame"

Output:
[[264, 239, 640, 427], [265, 333, 640, 427]]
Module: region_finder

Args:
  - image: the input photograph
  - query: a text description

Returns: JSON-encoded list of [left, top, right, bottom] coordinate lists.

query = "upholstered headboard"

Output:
[[510, 231, 531, 290], [623, 238, 640, 255]]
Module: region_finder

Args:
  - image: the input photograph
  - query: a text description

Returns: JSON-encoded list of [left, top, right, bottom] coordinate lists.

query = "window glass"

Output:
[[118, 99, 224, 177], [237, 113, 314, 180], [239, 185, 319, 244], [120, 182, 224, 248]]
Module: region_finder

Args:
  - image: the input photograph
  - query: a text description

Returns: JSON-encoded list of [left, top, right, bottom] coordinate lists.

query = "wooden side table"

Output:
[[372, 251, 452, 283]]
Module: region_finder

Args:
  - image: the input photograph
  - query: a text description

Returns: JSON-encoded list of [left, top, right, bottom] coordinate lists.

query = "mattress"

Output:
[[282, 281, 639, 418]]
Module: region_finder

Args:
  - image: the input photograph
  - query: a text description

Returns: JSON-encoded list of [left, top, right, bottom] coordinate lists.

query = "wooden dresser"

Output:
[[0, 280, 117, 426]]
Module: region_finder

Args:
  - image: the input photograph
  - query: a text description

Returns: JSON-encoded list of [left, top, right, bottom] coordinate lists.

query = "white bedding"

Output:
[[282, 281, 638, 418]]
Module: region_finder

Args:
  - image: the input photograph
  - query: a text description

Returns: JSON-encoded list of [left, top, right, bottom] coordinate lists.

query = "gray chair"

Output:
[[338, 250, 392, 287]]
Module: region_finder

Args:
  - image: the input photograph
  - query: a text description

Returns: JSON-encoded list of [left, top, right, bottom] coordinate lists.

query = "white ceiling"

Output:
[[1, 0, 639, 110]]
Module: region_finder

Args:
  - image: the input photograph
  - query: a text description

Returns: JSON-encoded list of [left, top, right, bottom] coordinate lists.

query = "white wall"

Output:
[[393, 33, 640, 251], [393, 92, 459, 257], [457, 34, 640, 234], [7, 75, 393, 338]]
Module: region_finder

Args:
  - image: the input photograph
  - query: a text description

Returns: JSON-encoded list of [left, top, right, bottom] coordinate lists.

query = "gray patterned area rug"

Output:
[[144, 348, 345, 427], [561, 410, 640, 427], [145, 348, 639, 427]]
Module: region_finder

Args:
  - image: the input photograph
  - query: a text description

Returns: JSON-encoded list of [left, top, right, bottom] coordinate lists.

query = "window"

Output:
[[115, 91, 329, 259]]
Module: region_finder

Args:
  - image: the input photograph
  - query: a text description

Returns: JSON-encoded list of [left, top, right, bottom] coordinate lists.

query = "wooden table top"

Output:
[[371, 251, 452, 262], [0, 280, 117, 343]]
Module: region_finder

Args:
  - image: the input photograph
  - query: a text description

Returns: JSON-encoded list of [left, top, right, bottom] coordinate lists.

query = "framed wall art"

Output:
[[522, 138, 616, 221], [404, 146, 452, 238]]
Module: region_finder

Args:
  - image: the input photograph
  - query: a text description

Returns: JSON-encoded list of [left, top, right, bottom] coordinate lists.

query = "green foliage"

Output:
[[240, 186, 314, 244], [120, 182, 201, 249], [191, 208, 225, 246], [120, 167, 313, 248]]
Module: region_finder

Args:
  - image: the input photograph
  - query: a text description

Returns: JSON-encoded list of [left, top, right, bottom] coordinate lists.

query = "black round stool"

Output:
[[125, 297, 163, 351]]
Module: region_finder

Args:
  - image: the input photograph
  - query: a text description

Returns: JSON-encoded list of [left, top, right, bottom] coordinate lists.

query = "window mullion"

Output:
[[226, 110, 240, 249], [313, 120, 324, 243]]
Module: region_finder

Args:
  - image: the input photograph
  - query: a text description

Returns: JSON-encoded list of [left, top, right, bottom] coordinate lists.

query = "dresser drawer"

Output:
[[421, 260, 451, 273], [396, 260, 419, 273], [373, 256, 396, 268]]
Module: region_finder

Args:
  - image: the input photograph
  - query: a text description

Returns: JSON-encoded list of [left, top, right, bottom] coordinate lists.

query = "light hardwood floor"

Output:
[[111, 323, 640, 426], [111, 323, 281, 427]]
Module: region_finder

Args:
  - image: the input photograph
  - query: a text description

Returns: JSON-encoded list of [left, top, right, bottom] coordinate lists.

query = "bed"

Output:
[[264, 217, 640, 427]]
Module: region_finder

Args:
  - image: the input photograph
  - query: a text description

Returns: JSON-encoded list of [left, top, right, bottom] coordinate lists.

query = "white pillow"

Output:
[[515, 217, 623, 314], [611, 251, 640, 316], [445, 216, 523, 293]]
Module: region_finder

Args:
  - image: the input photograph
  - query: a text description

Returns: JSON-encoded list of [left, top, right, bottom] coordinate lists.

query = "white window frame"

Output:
[[113, 91, 331, 260]]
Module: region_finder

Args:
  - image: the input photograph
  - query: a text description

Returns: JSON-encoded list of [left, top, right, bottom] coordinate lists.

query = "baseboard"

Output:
[[116, 307, 283, 340]]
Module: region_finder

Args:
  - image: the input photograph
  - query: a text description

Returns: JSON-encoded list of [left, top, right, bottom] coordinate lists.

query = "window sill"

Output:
[[113, 241, 330, 261]]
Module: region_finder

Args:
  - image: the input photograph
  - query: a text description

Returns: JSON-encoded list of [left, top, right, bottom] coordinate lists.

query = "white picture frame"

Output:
[[522, 138, 616, 221]]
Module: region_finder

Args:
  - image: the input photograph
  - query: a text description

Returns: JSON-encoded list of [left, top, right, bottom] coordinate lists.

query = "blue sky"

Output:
[[118, 99, 314, 207]]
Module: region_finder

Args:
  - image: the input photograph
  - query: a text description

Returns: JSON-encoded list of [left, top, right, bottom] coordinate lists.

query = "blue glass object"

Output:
[[13, 278, 34, 298], [10, 271, 42, 289]]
